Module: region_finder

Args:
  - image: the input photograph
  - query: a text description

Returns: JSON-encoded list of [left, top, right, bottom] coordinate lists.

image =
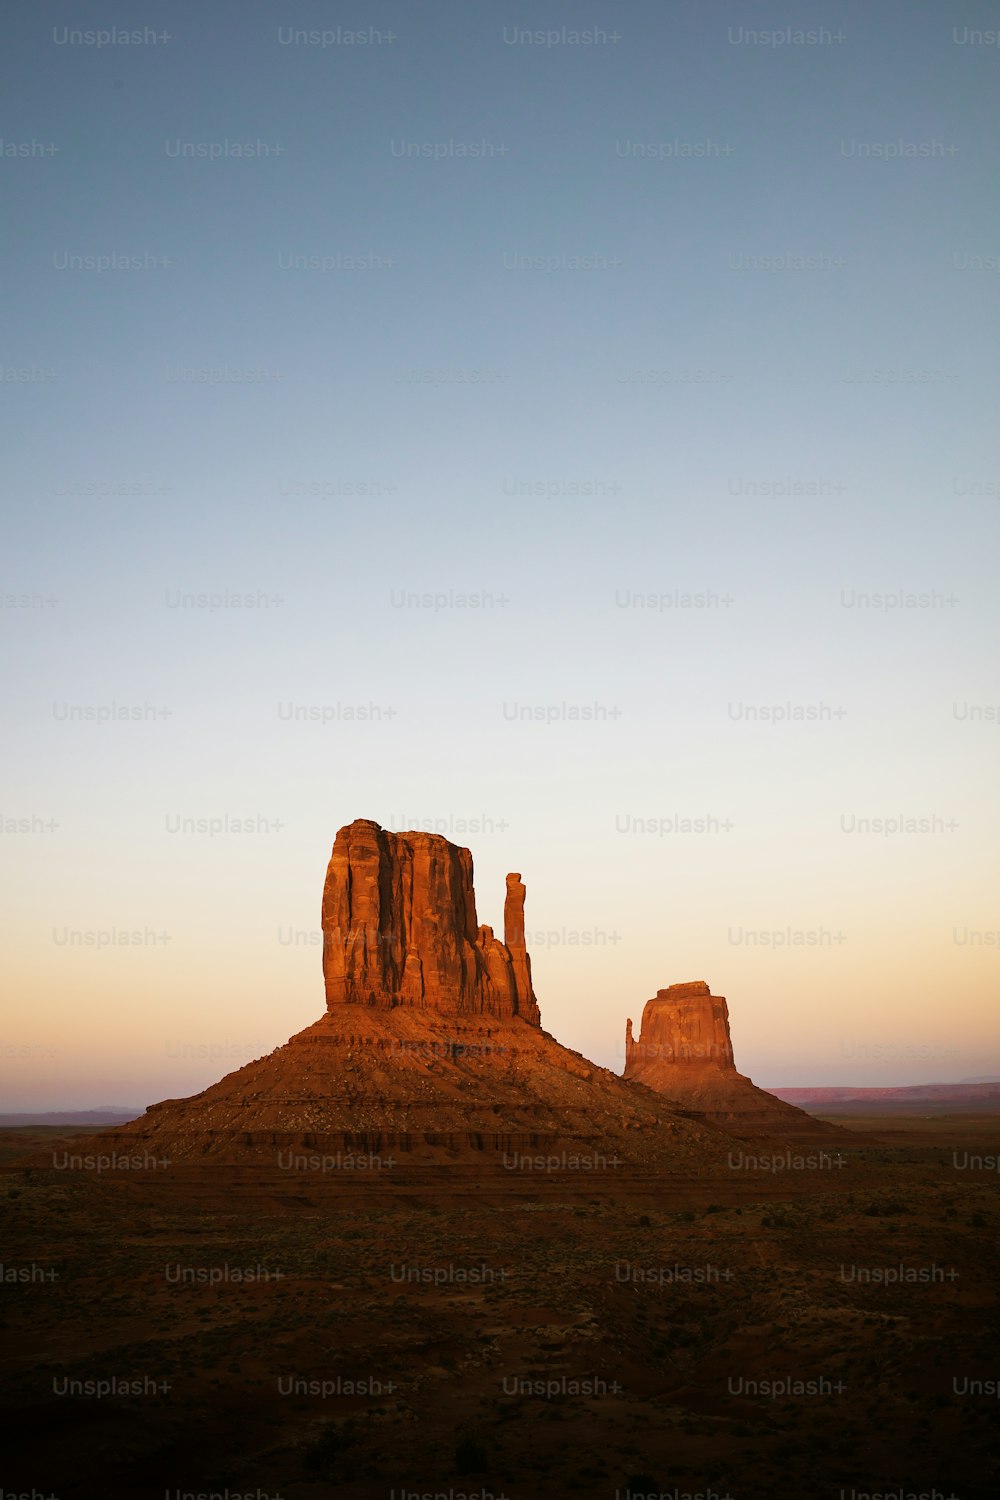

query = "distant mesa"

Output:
[[0, 1107, 143, 1128], [769, 1081, 1000, 1114], [625, 981, 844, 1138]]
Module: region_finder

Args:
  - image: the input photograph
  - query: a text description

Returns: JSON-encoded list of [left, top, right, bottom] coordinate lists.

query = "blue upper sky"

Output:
[[3, 0, 999, 1103]]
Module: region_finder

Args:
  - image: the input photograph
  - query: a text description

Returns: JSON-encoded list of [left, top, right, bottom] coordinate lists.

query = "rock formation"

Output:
[[58, 825, 846, 1169], [88, 821, 725, 1167], [625, 981, 846, 1138], [625, 981, 735, 1074], [321, 819, 540, 1024]]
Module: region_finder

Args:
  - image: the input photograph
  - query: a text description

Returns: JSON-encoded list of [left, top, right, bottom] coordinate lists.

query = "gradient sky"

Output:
[[3, 0, 999, 1108]]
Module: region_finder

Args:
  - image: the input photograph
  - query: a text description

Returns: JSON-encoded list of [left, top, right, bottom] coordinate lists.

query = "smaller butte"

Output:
[[625, 981, 846, 1139]]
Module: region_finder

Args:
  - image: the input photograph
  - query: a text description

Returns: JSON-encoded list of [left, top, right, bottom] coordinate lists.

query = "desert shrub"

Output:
[[303, 1421, 354, 1477], [455, 1428, 489, 1473]]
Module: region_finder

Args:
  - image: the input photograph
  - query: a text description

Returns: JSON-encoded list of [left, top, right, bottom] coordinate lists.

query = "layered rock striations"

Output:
[[106, 1005, 723, 1165], [321, 820, 540, 1024], [625, 981, 845, 1138]]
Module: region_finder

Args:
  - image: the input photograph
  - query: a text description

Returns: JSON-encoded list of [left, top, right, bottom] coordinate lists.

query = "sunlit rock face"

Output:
[[321, 819, 540, 1023], [625, 981, 736, 1076]]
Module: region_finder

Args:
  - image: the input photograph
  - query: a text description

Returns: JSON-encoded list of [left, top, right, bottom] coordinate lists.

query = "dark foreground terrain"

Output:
[[1, 1116, 998, 1500]]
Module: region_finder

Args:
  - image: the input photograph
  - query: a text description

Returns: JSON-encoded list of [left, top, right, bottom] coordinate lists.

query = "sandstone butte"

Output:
[[624, 981, 842, 1137], [75, 821, 834, 1165], [321, 818, 540, 1024]]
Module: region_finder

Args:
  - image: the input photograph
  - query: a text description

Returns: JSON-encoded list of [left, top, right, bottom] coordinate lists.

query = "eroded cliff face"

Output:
[[321, 819, 540, 1023], [625, 981, 736, 1075]]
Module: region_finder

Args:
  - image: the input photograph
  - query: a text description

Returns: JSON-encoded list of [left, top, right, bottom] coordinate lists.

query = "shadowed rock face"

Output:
[[321, 819, 540, 1023], [625, 981, 844, 1138]]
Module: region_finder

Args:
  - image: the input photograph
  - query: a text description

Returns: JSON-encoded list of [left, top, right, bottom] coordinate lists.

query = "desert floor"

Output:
[[1, 1114, 998, 1500]]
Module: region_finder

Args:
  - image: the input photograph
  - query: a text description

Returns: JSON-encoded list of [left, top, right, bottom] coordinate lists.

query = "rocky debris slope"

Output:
[[96, 1007, 728, 1164]]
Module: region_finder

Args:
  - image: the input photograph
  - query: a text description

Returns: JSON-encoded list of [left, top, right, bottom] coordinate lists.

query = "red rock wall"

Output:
[[625, 981, 736, 1078], [322, 820, 540, 1023]]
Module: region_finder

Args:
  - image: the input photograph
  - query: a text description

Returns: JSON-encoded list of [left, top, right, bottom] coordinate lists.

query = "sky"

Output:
[[2, 0, 998, 1108]]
